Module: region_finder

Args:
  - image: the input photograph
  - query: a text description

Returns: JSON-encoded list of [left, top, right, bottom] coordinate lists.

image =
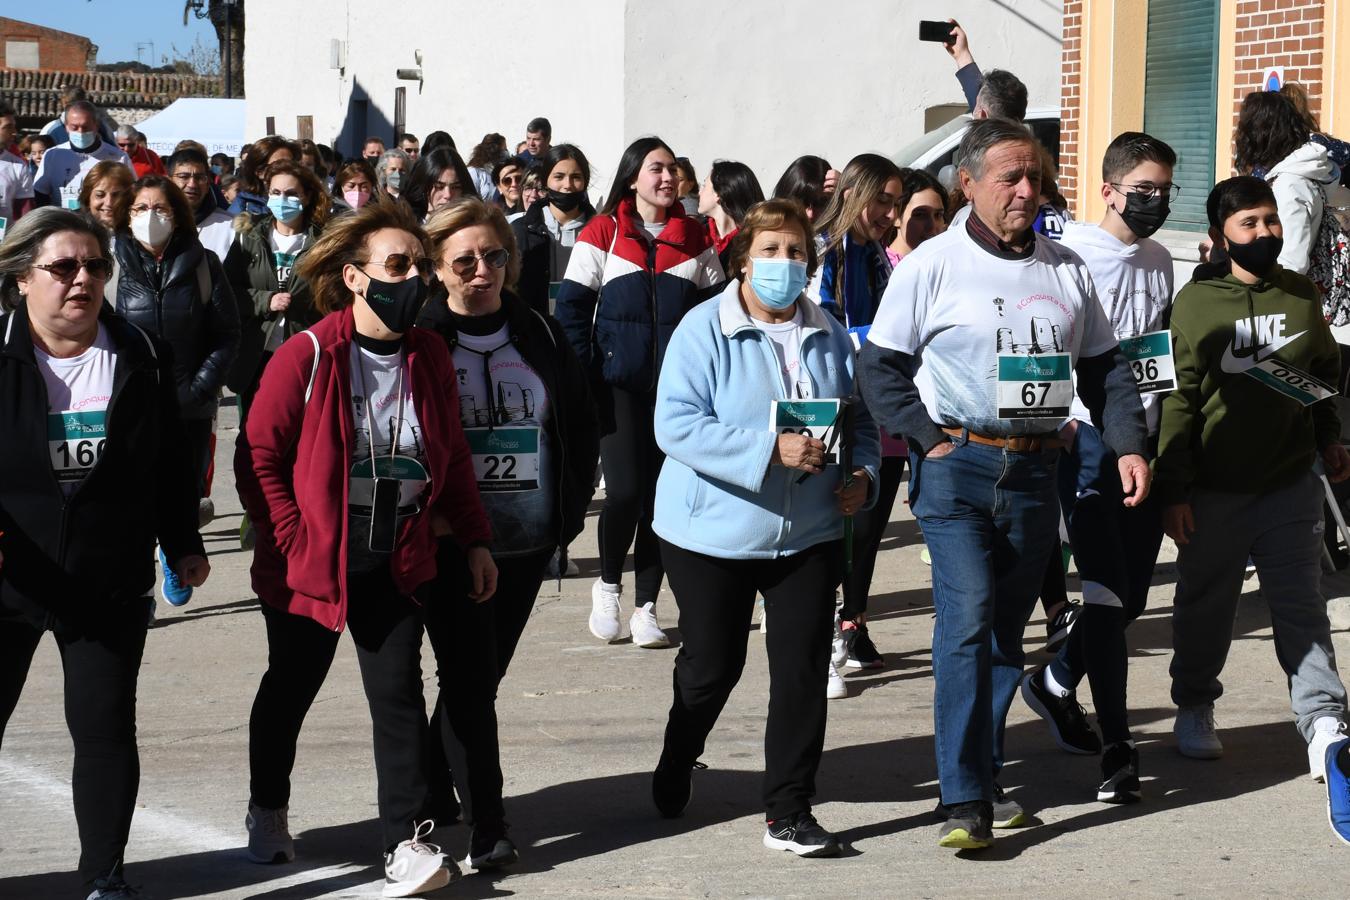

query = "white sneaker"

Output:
[[830, 616, 850, 668], [382, 820, 458, 898], [1174, 706, 1224, 759], [827, 659, 848, 700], [630, 601, 671, 648], [589, 579, 623, 642], [1309, 716, 1348, 782], [245, 803, 295, 864]]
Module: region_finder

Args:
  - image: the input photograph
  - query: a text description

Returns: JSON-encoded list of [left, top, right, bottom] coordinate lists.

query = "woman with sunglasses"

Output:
[[111, 175, 239, 603], [235, 198, 495, 896], [555, 135, 726, 650], [416, 197, 599, 870], [0, 208, 209, 899], [225, 160, 329, 419], [493, 158, 523, 216]]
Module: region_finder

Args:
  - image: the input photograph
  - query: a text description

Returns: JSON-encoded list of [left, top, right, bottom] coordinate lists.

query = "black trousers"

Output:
[[0, 604, 150, 887], [598, 387, 665, 606], [247, 568, 436, 850], [425, 542, 552, 834], [183, 416, 214, 499], [841, 456, 905, 620], [659, 538, 843, 821]]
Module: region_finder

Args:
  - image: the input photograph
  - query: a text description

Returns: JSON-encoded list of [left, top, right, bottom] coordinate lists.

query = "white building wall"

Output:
[[246, 0, 1061, 199]]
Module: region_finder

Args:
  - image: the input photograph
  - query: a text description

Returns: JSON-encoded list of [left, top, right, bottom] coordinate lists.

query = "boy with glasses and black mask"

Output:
[[1020, 132, 1177, 804]]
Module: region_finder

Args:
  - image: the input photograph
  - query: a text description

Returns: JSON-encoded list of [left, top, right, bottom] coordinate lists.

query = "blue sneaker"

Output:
[[1328, 737, 1350, 846], [158, 546, 192, 607]]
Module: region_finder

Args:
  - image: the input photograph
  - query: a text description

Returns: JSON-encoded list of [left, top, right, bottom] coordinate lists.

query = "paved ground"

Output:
[[3, 401, 1350, 899]]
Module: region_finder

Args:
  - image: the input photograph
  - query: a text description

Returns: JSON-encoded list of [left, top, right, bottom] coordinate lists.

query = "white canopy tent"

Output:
[[135, 98, 247, 159]]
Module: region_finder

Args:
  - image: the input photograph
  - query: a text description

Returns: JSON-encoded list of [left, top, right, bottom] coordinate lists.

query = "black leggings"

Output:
[[598, 386, 665, 606], [425, 542, 552, 833], [841, 456, 905, 621], [0, 605, 150, 888], [659, 539, 843, 820], [248, 568, 440, 850]]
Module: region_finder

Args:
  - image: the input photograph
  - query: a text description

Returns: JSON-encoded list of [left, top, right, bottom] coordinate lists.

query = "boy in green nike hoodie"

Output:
[[1156, 176, 1350, 779]]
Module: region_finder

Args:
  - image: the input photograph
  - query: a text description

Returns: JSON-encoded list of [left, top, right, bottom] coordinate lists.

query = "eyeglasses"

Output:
[[447, 248, 509, 277], [172, 172, 210, 183], [500, 175, 522, 186], [353, 253, 436, 282], [130, 204, 173, 216], [1111, 182, 1181, 202], [33, 257, 113, 281]]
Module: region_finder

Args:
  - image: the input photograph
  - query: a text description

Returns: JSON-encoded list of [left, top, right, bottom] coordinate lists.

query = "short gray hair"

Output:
[[375, 148, 411, 182], [114, 124, 137, 141], [0, 208, 111, 311], [956, 118, 1039, 181], [66, 99, 98, 120]]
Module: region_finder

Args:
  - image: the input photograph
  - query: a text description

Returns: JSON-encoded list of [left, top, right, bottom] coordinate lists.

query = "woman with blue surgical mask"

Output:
[[648, 199, 879, 858], [224, 159, 330, 422]]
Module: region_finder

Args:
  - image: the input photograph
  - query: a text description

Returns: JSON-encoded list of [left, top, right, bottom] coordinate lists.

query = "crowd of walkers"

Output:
[[2, 23, 1350, 900]]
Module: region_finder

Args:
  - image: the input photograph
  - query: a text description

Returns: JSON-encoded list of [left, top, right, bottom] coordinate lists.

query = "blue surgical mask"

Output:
[[68, 130, 96, 151], [386, 171, 403, 190], [210, 165, 223, 176], [267, 195, 304, 224], [748, 257, 808, 309]]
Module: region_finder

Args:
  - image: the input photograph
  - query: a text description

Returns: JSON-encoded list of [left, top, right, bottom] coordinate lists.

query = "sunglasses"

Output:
[[353, 253, 435, 282], [33, 257, 114, 281], [448, 248, 509, 277], [500, 175, 522, 186]]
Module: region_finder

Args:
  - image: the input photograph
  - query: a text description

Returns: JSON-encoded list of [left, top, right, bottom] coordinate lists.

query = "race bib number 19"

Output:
[[466, 426, 541, 492], [1120, 330, 1176, 394], [996, 352, 1072, 419], [48, 410, 107, 484], [771, 399, 841, 464]]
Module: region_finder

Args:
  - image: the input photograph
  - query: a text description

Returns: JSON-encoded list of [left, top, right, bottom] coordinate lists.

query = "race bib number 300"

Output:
[[48, 410, 107, 484], [1245, 359, 1339, 407], [466, 426, 541, 492], [1120, 330, 1176, 394], [996, 353, 1072, 419], [771, 399, 841, 465]]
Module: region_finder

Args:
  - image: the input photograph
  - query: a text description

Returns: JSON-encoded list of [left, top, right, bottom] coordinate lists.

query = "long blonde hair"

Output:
[[813, 153, 902, 258]]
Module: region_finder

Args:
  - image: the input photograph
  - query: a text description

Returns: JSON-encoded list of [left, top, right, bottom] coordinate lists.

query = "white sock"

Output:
[[1043, 666, 1072, 698]]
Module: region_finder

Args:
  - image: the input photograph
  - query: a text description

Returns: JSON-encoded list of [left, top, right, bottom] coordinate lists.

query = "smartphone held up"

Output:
[[918, 19, 956, 44]]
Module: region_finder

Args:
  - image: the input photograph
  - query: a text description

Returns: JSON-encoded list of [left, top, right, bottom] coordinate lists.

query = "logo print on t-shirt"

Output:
[[996, 316, 1065, 355], [992, 297, 1006, 317], [1219, 313, 1308, 374]]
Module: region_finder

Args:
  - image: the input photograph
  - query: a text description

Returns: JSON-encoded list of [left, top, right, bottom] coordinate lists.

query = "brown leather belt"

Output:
[[942, 427, 1067, 452]]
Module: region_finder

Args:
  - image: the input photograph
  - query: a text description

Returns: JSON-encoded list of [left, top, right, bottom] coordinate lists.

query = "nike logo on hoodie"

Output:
[[1219, 313, 1308, 373]]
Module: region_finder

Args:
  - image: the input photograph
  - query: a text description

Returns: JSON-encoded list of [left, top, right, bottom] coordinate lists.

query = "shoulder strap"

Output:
[[530, 309, 558, 348], [302, 329, 321, 403], [105, 241, 121, 310], [122, 320, 160, 384]]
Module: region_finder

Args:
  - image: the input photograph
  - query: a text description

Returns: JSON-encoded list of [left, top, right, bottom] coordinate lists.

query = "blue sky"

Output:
[[16, 1, 220, 67]]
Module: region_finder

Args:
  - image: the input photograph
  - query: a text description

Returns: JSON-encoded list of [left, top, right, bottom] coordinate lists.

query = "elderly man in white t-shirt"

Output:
[[33, 101, 133, 210], [858, 118, 1150, 851]]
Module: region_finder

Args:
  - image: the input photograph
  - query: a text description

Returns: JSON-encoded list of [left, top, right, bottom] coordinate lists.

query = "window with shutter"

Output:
[[1142, 0, 1220, 232]]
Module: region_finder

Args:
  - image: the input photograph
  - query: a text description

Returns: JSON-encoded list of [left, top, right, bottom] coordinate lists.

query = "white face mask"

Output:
[[131, 210, 174, 247]]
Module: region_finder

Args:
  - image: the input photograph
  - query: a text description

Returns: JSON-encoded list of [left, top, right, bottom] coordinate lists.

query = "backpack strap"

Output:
[[105, 238, 121, 310], [302, 329, 321, 403]]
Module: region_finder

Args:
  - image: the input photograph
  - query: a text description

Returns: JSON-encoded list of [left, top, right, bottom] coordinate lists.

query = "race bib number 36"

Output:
[[771, 399, 841, 464], [1120, 330, 1176, 394], [466, 426, 541, 492], [48, 410, 107, 484], [996, 353, 1072, 419]]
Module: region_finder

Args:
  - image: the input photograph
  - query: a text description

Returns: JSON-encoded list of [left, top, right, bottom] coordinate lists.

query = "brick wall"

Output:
[[0, 17, 95, 72], [1231, 0, 1325, 172], [1060, 1, 1084, 214]]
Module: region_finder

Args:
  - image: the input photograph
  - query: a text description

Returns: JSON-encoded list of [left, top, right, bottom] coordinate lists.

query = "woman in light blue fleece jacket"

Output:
[[648, 199, 880, 859]]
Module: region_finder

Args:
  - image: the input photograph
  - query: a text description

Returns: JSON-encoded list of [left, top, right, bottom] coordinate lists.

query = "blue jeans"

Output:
[[910, 433, 1060, 806]]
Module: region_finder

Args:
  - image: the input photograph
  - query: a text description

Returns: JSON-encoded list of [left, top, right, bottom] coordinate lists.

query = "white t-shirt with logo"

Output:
[[347, 343, 426, 571], [751, 308, 808, 398], [264, 229, 306, 352], [453, 323, 556, 556], [1061, 221, 1175, 434], [33, 141, 133, 208], [0, 149, 35, 235], [36, 324, 116, 496], [867, 225, 1119, 436]]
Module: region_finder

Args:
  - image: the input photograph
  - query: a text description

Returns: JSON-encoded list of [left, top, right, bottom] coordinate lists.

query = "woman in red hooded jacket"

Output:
[[234, 198, 495, 899]]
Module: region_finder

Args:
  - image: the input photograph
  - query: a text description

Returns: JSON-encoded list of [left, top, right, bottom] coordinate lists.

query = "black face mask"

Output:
[[362, 273, 428, 333], [1117, 192, 1170, 239], [547, 189, 584, 213], [1225, 234, 1284, 279]]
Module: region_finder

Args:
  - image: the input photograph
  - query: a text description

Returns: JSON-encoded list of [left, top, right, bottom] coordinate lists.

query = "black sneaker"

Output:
[[1098, 741, 1142, 804], [934, 783, 1028, 829], [652, 756, 706, 818], [845, 622, 885, 669], [467, 825, 519, 870], [1021, 665, 1102, 755], [936, 800, 993, 849], [762, 811, 841, 857], [1044, 600, 1081, 653]]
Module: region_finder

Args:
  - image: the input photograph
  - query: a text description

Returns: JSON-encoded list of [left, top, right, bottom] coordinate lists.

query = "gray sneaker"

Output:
[[246, 803, 295, 864]]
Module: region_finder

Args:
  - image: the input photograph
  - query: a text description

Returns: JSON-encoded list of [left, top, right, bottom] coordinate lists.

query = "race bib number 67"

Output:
[[996, 352, 1072, 419]]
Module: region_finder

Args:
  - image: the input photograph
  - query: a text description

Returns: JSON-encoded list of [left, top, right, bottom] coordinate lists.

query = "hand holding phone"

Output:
[[919, 20, 956, 44]]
